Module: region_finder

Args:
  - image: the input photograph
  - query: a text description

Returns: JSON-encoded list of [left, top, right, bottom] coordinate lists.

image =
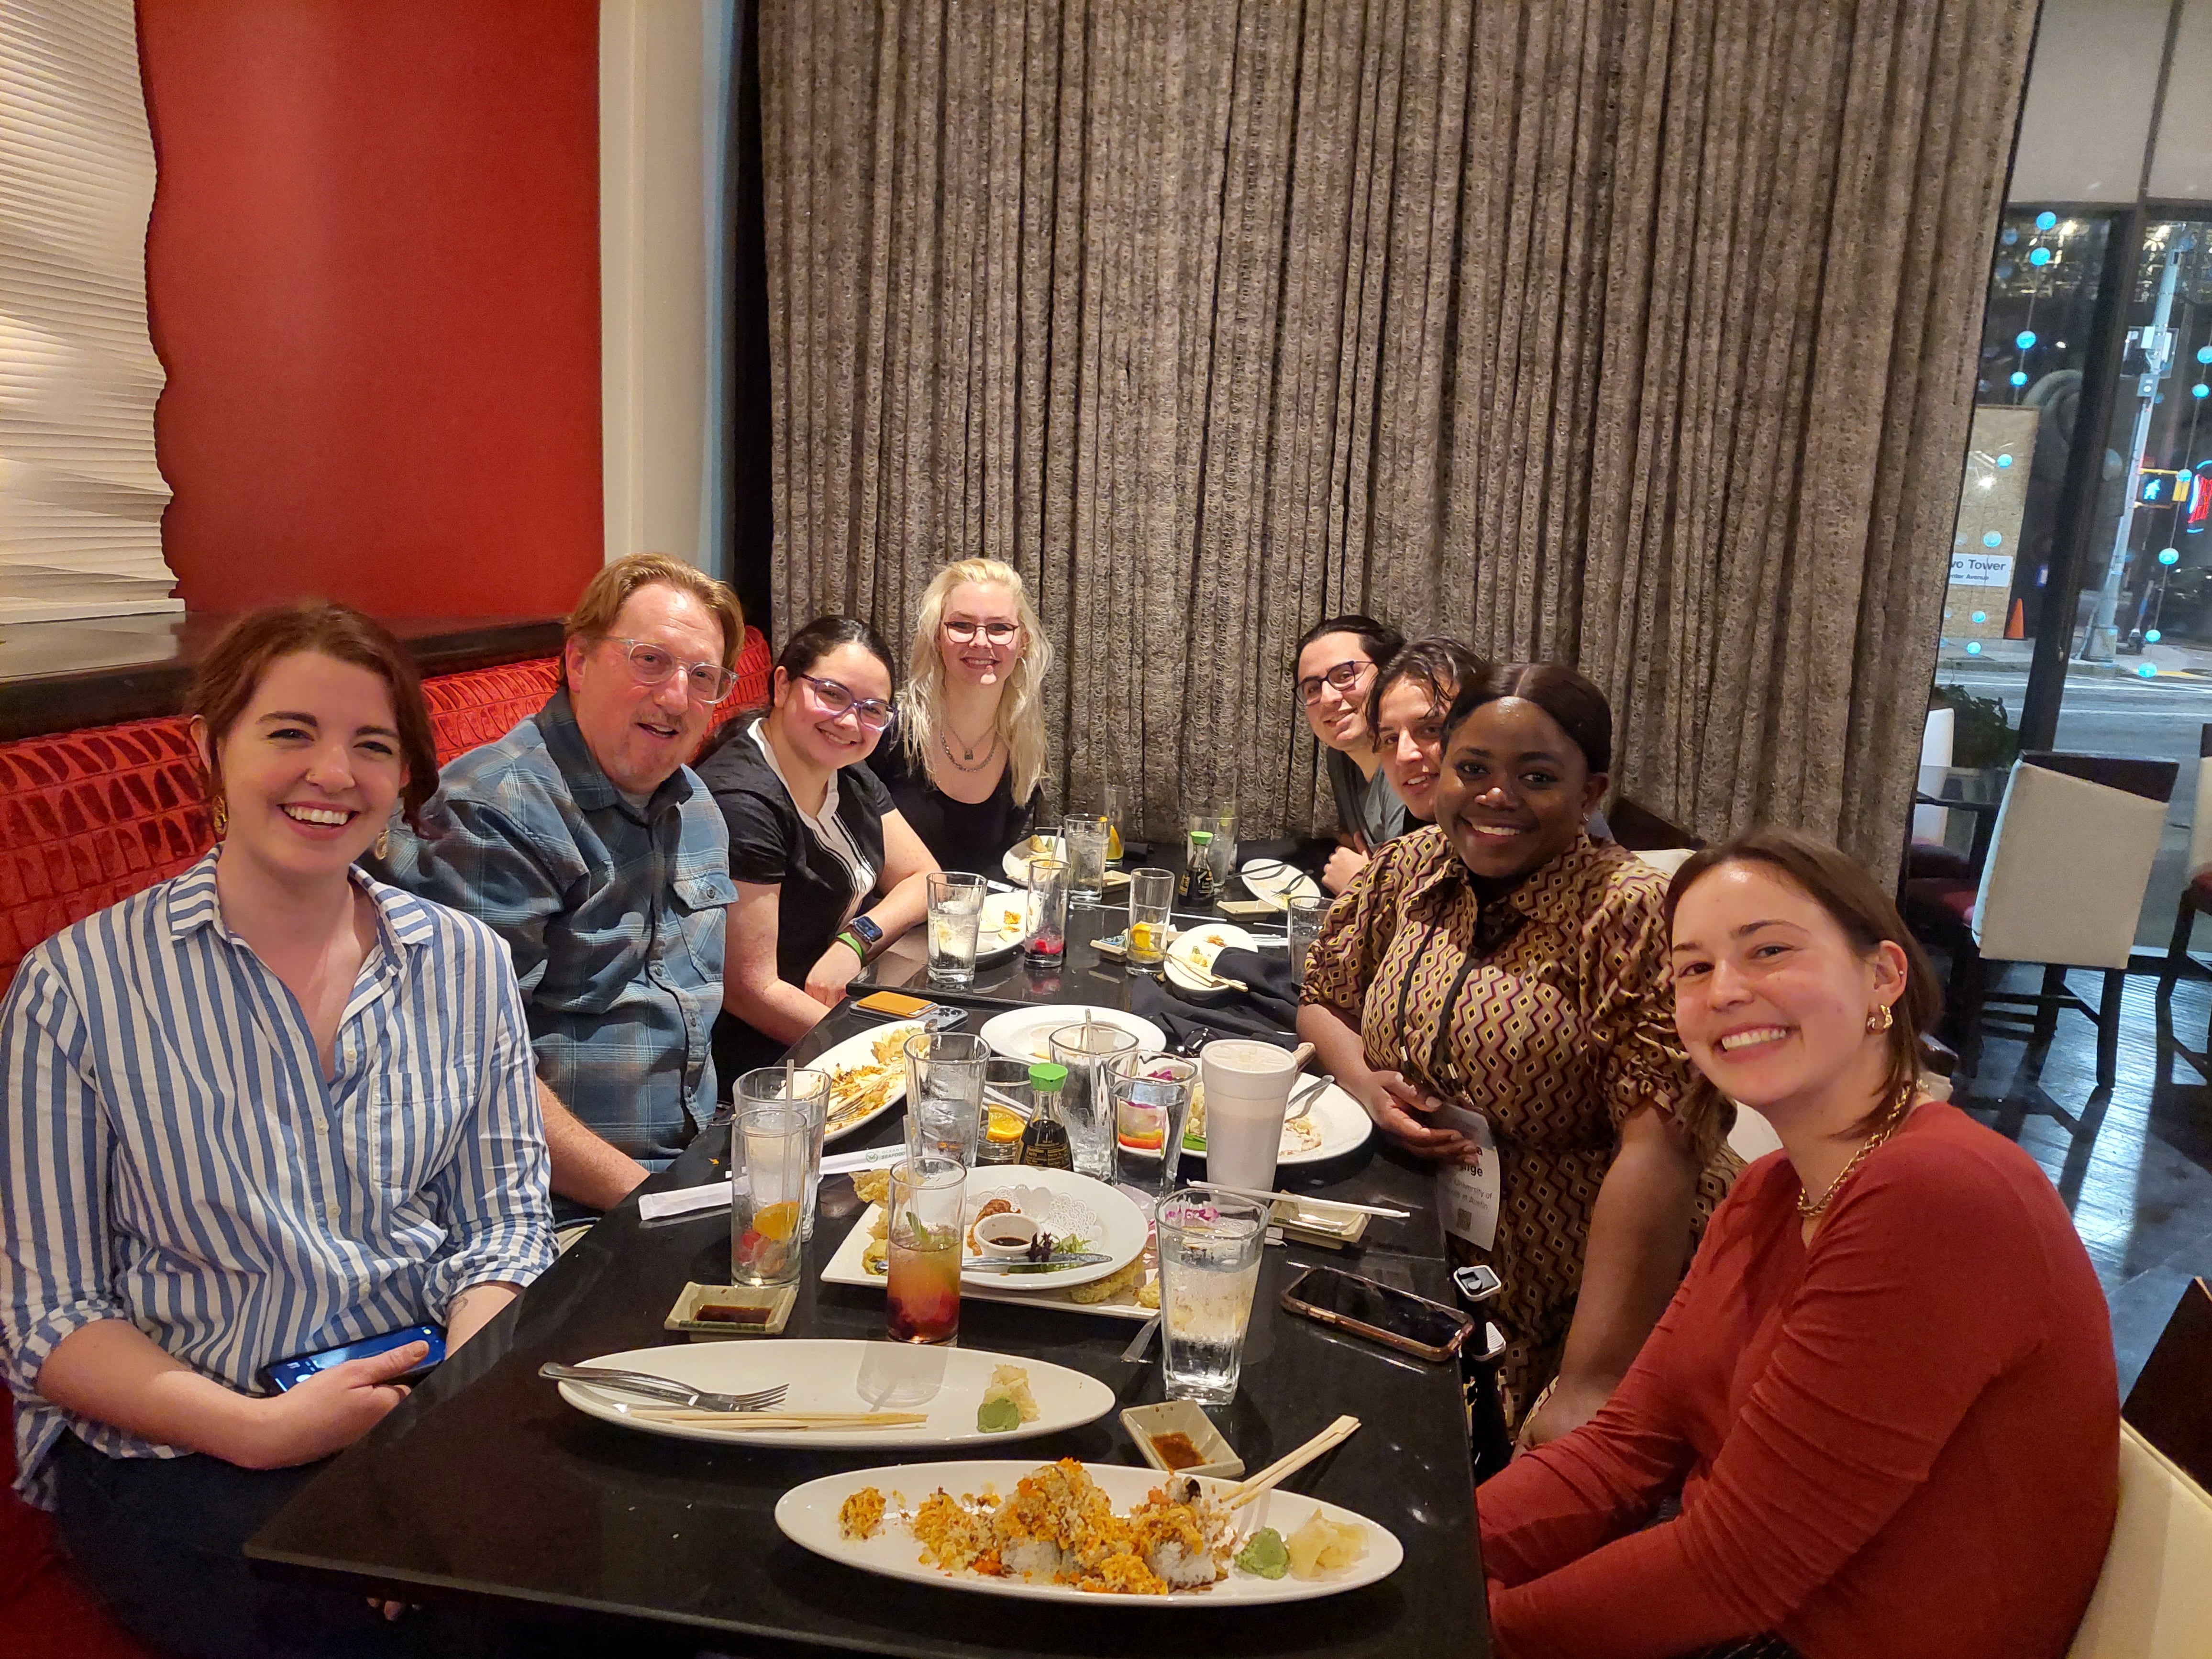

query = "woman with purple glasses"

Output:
[[697, 617, 942, 1079]]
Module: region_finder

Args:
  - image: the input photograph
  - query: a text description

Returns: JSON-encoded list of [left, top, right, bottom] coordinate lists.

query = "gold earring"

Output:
[[210, 795, 227, 837], [1867, 1004, 1894, 1033], [374, 815, 393, 861]]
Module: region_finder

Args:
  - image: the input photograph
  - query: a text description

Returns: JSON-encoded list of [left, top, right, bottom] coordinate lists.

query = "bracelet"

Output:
[[834, 930, 868, 963]]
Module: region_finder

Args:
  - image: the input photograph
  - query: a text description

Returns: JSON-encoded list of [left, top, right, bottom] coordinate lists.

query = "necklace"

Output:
[[1796, 1084, 1918, 1220], [938, 726, 1001, 774]]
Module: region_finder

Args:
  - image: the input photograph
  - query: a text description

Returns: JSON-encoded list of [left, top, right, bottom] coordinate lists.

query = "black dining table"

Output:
[[245, 998, 1491, 1656]]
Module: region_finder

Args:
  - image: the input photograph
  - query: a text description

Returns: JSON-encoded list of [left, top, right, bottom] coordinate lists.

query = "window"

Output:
[[0, 0, 181, 622]]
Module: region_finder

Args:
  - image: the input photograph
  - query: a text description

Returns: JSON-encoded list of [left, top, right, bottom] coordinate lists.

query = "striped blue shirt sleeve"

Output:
[[420, 928, 553, 1315], [0, 956, 129, 1398]]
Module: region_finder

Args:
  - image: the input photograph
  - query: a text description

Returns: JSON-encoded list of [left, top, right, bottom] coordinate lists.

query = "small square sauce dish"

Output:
[[664, 1282, 796, 1340], [1122, 1400, 1244, 1480], [1271, 1194, 1369, 1250]]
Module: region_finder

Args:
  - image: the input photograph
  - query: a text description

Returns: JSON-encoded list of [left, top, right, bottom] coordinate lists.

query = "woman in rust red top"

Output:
[[1477, 830, 2118, 1659]]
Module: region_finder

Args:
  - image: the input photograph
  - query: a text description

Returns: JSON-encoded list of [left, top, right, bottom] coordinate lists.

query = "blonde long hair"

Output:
[[898, 558, 1052, 805]]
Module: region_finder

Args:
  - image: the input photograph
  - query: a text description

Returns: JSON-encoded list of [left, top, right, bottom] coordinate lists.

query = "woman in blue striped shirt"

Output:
[[0, 603, 553, 1658]]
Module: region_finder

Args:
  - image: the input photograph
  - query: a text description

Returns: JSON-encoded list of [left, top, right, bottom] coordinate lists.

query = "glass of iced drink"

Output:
[[885, 1155, 966, 1345], [1155, 1190, 1267, 1404]]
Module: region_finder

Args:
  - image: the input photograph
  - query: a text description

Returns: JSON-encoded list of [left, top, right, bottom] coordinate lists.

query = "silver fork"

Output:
[[538, 1363, 789, 1414], [1283, 1073, 1331, 1126]]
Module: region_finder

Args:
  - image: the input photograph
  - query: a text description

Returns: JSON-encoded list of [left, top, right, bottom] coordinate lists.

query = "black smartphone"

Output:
[[260, 1324, 445, 1393], [1280, 1266, 1474, 1363]]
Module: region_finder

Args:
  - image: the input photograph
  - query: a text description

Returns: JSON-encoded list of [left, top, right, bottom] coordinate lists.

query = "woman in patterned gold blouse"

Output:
[[1298, 663, 1737, 1449]]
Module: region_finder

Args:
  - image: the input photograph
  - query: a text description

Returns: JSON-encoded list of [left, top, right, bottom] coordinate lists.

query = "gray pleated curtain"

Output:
[[760, 0, 2033, 872]]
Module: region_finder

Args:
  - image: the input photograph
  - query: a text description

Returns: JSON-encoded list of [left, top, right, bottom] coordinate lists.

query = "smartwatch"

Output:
[[840, 914, 884, 960]]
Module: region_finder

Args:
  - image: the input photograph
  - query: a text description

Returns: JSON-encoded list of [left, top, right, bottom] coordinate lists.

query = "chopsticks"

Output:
[[1223, 1415, 1360, 1509], [1189, 1178, 1411, 1221], [628, 1409, 930, 1428]]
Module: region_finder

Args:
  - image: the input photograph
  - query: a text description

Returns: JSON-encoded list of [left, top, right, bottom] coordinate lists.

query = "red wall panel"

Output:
[[137, 0, 603, 617]]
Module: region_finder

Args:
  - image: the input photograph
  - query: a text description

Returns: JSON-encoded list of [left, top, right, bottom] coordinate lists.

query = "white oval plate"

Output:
[[1001, 833, 1068, 885], [1239, 858, 1323, 909], [1185, 1077, 1373, 1167], [1163, 923, 1257, 995], [976, 1005, 1166, 1065], [974, 892, 1029, 962], [810, 1020, 922, 1143], [959, 1164, 1147, 1292], [775, 1458, 1403, 1605], [554, 1341, 1114, 1450]]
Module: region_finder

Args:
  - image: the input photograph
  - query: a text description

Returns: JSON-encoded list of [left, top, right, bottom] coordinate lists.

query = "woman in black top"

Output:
[[697, 618, 940, 1079], [868, 557, 1051, 874]]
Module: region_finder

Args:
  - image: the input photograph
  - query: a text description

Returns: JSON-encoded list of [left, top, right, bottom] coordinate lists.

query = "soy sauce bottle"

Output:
[[1180, 829, 1217, 903]]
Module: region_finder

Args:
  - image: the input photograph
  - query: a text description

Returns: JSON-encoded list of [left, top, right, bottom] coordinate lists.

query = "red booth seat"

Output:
[[0, 625, 767, 1656]]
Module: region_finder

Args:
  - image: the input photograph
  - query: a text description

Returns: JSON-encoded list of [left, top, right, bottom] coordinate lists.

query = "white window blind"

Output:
[[0, 0, 180, 622]]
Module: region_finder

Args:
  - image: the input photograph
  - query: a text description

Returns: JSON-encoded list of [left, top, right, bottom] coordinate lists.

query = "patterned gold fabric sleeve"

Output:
[[1587, 867, 1722, 1158], [1298, 832, 1419, 1023]]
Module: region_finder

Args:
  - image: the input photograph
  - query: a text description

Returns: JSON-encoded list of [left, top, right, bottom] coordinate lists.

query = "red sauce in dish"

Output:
[[1150, 1430, 1205, 1471]]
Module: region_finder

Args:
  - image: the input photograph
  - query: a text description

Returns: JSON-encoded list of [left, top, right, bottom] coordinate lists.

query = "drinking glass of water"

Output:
[[1284, 891, 1329, 987], [734, 1066, 831, 1240], [1046, 1021, 1139, 1182], [1156, 1190, 1267, 1404], [1062, 813, 1110, 907], [926, 871, 988, 986], [902, 1029, 989, 1165]]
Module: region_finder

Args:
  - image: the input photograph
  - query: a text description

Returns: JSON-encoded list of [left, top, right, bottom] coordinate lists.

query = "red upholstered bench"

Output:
[[0, 626, 767, 1656]]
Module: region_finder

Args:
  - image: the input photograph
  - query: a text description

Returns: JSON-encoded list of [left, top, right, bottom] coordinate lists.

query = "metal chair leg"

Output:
[[2096, 969, 2124, 1091], [1959, 949, 1987, 1080]]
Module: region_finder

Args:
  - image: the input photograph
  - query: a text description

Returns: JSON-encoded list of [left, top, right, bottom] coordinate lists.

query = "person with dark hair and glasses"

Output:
[[375, 553, 745, 1218], [1294, 614, 1409, 895], [696, 618, 941, 1079], [1299, 662, 1738, 1452]]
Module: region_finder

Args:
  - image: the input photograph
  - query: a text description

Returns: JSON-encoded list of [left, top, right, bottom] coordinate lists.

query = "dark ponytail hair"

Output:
[[775, 615, 895, 684], [1441, 661, 1613, 776]]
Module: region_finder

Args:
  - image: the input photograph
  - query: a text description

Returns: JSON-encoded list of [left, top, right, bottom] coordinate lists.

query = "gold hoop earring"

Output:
[[210, 795, 227, 837], [1867, 1004, 1894, 1033]]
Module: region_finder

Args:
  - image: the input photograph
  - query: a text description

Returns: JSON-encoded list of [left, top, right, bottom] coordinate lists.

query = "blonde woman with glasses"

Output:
[[868, 558, 1052, 874]]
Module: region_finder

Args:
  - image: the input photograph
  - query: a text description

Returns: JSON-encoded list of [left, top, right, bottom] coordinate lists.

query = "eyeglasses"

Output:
[[1297, 659, 1374, 706], [797, 674, 894, 730], [942, 619, 1021, 645], [606, 638, 738, 704]]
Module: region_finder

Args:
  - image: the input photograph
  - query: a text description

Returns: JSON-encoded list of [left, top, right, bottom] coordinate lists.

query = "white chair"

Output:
[[1913, 705, 1957, 846], [1956, 754, 2175, 1092], [2157, 722, 2212, 1000], [1631, 847, 1697, 879], [2066, 1424, 2212, 1659]]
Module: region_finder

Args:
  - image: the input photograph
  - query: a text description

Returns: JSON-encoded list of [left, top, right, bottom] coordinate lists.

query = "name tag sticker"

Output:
[[1431, 1105, 1500, 1253]]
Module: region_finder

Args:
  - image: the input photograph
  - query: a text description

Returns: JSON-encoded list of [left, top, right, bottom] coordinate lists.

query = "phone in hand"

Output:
[[260, 1324, 445, 1393], [1280, 1266, 1474, 1363]]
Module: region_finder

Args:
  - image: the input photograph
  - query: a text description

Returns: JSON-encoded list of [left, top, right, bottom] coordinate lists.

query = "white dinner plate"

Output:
[[819, 1211, 1159, 1324], [1163, 923, 1257, 995], [1183, 1076, 1373, 1167], [952, 1164, 1148, 1291], [775, 1458, 1403, 1605], [809, 1020, 922, 1143], [1001, 834, 1068, 885], [973, 892, 1029, 962], [553, 1340, 1114, 1450], [976, 1006, 1166, 1065], [1239, 858, 1323, 909]]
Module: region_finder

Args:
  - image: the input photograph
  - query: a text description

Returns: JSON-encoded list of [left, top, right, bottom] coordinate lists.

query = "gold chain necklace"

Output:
[[1796, 1084, 1918, 1221]]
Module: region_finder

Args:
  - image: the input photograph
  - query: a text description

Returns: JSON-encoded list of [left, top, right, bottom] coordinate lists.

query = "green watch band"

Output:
[[835, 930, 868, 962]]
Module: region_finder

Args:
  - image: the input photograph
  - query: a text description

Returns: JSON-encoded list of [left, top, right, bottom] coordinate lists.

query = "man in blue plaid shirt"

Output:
[[376, 555, 744, 1214]]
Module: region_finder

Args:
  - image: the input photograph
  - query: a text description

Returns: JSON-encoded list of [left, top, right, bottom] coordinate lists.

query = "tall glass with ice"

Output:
[[1198, 1039, 1299, 1192], [926, 871, 988, 985], [1155, 1190, 1267, 1403]]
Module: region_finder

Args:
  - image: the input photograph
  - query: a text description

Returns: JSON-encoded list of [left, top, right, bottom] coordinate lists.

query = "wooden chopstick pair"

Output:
[[631, 1408, 928, 1429], [1222, 1414, 1360, 1509], [1189, 1177, 1410, 1222]]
